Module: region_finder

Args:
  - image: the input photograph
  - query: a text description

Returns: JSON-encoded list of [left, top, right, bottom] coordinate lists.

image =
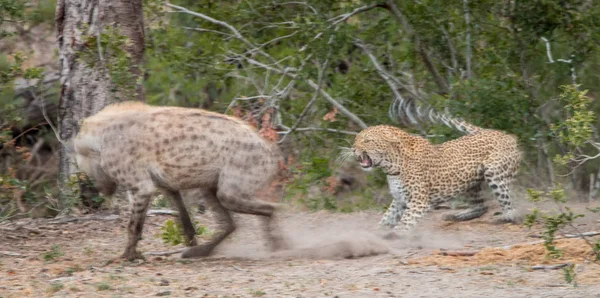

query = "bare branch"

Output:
[[165, 2, 281, 67], [463, 0, 472, 79], [354, 40, 415, 101], [165, 3, 248, 44], [540, 36, 577, 85], [245, 31, 300, 56], [279, 55, 331, 144], [279, 127, 359, 135], [166, 2, 368, 130], [307, 79, 368, 129], [540, 37, 555, 63], [300, 2, 384, 52], [384, 1, 449, 94], [181, 26, 234, 38], [384, 0, 411, 34], [441, 26, 457, 71], [329, 3, 383, 26], [267, 2, 319, 14], [241, 55, 368, 129]]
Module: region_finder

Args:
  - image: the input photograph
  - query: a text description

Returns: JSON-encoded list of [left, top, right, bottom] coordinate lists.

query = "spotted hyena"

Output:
[[73, 101, 287, 260]]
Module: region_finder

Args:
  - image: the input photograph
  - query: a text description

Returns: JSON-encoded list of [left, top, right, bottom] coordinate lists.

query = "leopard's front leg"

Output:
[[379, 175, 407, 229], [393, 190, 431, 232]]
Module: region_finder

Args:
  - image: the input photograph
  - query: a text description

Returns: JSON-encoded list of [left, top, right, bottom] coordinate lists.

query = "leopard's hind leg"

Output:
[[443, 182, 489, 222], [484, 163, 519, 224]]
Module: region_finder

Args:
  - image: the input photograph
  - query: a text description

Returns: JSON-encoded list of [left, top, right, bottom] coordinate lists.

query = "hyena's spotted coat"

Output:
[[73, 101, 286, 260]]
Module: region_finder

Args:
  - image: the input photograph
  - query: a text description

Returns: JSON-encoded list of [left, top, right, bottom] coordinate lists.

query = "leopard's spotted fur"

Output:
[[351, 121, 522, 232]]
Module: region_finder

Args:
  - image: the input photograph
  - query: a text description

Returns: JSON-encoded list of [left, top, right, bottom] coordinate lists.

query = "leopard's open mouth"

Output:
[[359, 152, 373, 168]]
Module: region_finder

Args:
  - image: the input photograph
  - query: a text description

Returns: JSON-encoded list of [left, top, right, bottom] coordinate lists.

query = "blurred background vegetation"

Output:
[[1, 0, 600, 218]]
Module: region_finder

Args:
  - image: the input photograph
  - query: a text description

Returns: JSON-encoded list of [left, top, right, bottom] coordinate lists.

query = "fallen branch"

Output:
[[438, 250, 478, 257], [50, 276, 76, 282], [531, 263, 569, 270], [0, 251, 24, 257], [47, 214, 120, 224], [231, 265, 249, 272], [89, 266, 111, 273], [527, 231, 600, 239], [147, 209, 179, 216], [544, 284, 570, 287], [145, 248, 186, 257]]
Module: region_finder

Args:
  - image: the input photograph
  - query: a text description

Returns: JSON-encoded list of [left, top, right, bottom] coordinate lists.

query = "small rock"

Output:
[[159, 279, 170, 286], [184, 286, 198, 291], [156, 290, 171, 296]]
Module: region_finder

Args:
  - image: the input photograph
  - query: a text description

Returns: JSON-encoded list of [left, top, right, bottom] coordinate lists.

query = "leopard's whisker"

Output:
[[335, 146, 355, 165]]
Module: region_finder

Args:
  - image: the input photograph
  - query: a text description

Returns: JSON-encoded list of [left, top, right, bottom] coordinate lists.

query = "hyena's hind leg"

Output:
[[161, 189, 198, 247], [181, 188, 235, 258], [217, 186, 288, 252], [150, 173, 198, 247], [443, 182, 489, 222]]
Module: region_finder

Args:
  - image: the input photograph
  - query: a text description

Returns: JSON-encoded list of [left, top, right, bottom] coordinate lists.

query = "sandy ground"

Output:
[[1, 201, 599, 298]]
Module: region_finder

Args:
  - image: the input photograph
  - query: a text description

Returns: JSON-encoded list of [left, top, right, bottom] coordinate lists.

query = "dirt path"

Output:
[[1, 203, 599, 298]]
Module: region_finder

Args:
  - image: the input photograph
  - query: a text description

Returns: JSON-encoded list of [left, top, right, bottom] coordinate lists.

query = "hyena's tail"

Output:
[[389, 97, 482, 135]]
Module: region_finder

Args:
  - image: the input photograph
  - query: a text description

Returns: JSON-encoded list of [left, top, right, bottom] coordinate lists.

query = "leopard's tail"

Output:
[[389, 97, 482, 135]]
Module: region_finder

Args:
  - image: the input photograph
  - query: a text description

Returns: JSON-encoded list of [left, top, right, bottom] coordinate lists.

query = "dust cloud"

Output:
[[210, 210, 469, 260]]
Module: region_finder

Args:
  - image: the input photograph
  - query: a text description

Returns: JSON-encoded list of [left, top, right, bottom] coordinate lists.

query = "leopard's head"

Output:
[[351, 125, 401, 172]]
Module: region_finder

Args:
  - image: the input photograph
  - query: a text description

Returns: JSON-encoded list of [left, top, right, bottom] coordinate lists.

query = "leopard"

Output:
[[73, 101, 287, 261], [346, 101, 522, 233]]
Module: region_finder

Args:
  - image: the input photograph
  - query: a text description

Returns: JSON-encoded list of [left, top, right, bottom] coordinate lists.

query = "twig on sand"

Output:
[[47, 214, 120, 224], [544, 284, 570, 287], [0, 251, 24, 257], [438, 250, 478, 257], [89, 266, 111, 273], [531, 263, 569, 270], [231, 265, 249, 272], [147, 209, 179, 216], [528, 231, 600, 239], [145, 248, 186, 257], [0, 226, 40, 234], [50, 276, 76, 282]]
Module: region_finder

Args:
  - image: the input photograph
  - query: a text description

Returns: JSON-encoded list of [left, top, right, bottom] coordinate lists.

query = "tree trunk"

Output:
[[55, 0, 145, 206]]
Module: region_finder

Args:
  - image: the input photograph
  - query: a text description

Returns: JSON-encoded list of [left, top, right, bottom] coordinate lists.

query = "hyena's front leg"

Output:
[[121, 189, 152, 261]]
